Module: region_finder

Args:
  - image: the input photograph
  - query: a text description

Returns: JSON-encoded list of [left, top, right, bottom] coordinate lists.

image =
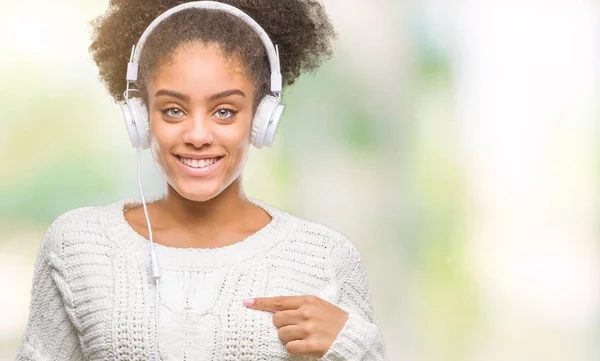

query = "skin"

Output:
[[245, 296, 349, 357], [123, 41, 348, 356], [125, 42, 269, 248]]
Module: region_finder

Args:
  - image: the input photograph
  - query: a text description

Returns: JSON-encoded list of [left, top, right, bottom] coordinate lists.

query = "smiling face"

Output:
[[146, 41, 256, 202]]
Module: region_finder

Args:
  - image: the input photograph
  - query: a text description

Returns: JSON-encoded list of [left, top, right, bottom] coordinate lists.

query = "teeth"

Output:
[[179, 156, 220, 169]]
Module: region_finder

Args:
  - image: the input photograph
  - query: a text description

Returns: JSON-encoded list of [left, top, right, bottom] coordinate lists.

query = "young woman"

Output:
[[16, 1, 386, 360]]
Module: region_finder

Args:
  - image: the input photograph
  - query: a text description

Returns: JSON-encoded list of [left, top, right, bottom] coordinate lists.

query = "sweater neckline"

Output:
[[101, 197, 294, 270]]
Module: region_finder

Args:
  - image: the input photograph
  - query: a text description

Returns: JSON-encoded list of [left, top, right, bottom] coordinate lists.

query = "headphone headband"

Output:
[[125, 1, 282, 94]]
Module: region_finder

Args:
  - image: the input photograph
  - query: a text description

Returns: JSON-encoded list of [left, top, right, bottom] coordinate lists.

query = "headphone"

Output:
[[120, 1, 285, 150]]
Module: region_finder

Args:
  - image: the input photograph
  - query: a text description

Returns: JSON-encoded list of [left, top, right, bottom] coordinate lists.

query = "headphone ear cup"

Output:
[[120, 97, 150, 149], [120, 102, 142, 148], [131, 97, 151, 149], [263, 103, 285, 147], [251, 95, 283, 149]]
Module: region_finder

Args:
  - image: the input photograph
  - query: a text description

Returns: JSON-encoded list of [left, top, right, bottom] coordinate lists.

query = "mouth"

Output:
[[175, 155, 224, 169], [174, 154, 225, 177]]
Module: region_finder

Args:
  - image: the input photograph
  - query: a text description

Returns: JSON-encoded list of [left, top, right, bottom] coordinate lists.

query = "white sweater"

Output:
[[15, 198, 386, 361]]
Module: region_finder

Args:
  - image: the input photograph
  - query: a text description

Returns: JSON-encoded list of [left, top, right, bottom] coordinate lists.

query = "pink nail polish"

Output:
[[243, 298, 254, 307]]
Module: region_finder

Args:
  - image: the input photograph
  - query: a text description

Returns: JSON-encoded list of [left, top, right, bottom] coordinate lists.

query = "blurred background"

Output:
[[1, 0, 599, 360]]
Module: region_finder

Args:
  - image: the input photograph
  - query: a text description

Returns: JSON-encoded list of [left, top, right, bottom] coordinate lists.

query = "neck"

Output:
[[156, 177, 254, 231]]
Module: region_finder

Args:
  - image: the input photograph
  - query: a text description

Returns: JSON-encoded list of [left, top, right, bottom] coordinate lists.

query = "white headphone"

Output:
[[120, 1, 285, 150]]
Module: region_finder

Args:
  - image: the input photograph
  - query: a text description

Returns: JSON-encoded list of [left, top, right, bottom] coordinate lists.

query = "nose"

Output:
[[182, 113, 213, 148]]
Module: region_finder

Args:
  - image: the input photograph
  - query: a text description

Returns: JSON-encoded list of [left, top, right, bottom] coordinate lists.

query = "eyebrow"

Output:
[[154, 89, 189, 101], [154, 89, 246, 102], [208, 89, 246, 102]]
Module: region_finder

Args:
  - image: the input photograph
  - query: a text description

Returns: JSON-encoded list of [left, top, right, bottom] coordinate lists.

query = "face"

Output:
[[145, 42, 256, 202]]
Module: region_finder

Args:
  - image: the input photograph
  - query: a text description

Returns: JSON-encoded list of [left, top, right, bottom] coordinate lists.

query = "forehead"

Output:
[[148, 42, 254, 96]]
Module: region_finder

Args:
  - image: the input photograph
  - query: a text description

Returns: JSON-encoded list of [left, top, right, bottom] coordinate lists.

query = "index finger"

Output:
[[243, 296, 306, 312]]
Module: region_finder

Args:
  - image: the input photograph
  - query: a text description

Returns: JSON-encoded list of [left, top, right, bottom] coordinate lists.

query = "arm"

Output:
[[15, 218, 84, 361], [318, 233, 387, 361]]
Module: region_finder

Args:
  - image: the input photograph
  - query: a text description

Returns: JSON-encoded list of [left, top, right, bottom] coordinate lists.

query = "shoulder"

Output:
[[268, 204, 371, 292], [46, 204, 102, 234], [259, 200, 362, 263], [43, 204, 99, 247], [40, 199, 125, 258], [45, 200, 116, 237]]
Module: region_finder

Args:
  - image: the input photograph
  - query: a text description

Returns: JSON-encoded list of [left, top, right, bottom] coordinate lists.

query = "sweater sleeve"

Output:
[[15, 216, 84, 361], [318, 234, 387, 361]]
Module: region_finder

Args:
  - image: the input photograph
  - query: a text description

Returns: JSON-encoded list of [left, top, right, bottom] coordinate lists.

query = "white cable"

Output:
[[136, 147, 161, 361], [136, 148, 155, 255], [155, 280, 160, 361]]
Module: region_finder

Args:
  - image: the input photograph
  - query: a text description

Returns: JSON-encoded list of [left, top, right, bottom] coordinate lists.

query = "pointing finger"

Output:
[[243, 296, 306, 312]]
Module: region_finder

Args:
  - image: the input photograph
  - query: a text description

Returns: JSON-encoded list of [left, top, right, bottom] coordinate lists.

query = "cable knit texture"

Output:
[[15, 198, 386, 360]]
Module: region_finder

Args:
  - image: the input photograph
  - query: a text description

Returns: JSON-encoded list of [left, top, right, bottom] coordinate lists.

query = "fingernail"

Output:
[[243, 298, 255, 307]]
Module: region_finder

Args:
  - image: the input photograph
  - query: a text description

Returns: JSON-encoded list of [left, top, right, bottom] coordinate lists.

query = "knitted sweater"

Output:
[[15, 198, 386, 361]]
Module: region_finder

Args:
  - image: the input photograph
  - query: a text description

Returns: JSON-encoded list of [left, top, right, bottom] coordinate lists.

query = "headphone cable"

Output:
[[136, 147, 161, 361]]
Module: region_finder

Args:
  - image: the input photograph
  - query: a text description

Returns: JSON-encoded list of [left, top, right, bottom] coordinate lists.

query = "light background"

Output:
[[1, 0, 599, 360]]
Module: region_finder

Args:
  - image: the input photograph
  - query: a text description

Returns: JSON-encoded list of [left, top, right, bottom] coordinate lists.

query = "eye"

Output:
[[162, 107, 185, 118], [214, 108, 238, 119]]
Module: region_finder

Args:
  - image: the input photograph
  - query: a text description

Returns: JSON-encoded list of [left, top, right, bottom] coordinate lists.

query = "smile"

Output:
[[177, 156, 222, 169], [175, 155, 224, 177]]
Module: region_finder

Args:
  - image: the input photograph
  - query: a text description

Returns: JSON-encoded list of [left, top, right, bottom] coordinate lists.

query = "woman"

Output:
[[16, 0, 386, 360]]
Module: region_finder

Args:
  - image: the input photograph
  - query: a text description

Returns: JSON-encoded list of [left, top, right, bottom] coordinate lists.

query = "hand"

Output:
[[243, 295, 348, 358]]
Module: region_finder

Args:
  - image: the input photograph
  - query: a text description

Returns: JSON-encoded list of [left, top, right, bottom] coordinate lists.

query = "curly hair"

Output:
[[88, 0, 336, 106]]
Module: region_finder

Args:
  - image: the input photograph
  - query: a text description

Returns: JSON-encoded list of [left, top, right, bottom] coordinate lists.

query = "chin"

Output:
[[170, 172, 240, 202], [160, 156, 243, 202], [173, 182, 224, 202]]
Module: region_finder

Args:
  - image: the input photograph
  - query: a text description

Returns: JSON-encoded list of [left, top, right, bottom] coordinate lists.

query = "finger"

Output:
[[277, 325, 307, 343], [272, 309, 306, 328], [243, 296, 306, 312], [284, 339, 327, 358]]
